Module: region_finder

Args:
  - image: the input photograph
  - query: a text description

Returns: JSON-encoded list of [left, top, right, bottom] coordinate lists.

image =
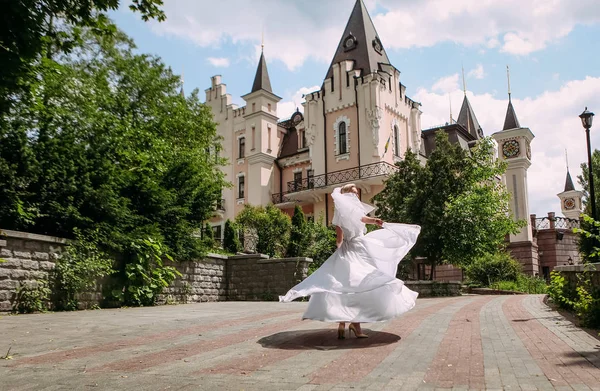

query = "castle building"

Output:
[[204, 0, 582, 277]]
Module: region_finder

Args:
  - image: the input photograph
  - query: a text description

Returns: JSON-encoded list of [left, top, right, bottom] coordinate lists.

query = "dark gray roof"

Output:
[[325, 0, 391, 80], [503, 99, 521, 130], [564, 171, 575, 192], [251, 52, 272, 93], [456, 95, 483, 139]]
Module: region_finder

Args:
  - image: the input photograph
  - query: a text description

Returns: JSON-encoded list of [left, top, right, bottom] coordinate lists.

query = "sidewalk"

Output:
[[1, 295, 599, 390]]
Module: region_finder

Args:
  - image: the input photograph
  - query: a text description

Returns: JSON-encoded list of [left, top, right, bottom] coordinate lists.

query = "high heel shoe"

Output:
[[349, 324, 368, 338], [337, 325, 345, 340]]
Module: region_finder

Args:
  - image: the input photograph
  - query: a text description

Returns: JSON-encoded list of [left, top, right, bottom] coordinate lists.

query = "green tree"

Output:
[[304, 215, 337, 274], [287, 205, 308, 257], [577, 150, 600, 262], [236, 205, 291, 257], [0, 0, 165, 117], [223, 219, 241, 254], [0, 25, 226, 262], [374, 132, 523, 278]]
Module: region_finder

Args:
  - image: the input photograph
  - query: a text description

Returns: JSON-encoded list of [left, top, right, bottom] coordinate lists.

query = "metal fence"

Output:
[[533, 216, 580, 230]]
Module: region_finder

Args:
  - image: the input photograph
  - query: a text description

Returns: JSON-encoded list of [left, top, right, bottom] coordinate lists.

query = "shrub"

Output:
[[236, 205, 291, 257], [287, 205, 308, 257], [494, 275, 547, 294], [13, 281, 52, 313], [223, 219, 241, 254], [464, 252, 522, 286], [123, 238, 182, 306], [54, 229, 115, 311]]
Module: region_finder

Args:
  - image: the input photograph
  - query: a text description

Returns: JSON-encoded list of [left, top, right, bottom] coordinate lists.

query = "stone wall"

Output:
[[404, 281, 462, 297], [227, 255, 311, 301], [0, 229, 67, 312], [553, 263, 600, 292], [0, 229, 313, 312]]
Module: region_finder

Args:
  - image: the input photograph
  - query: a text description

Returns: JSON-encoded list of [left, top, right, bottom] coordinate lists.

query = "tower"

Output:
[[241, 50, 282, 206], [557, 169, 584, 220], [492, 67, 538, 273]]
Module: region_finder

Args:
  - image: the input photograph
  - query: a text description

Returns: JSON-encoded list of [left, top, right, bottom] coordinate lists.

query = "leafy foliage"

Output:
[[54, 229, 115, 311], [0, 0, 165, 117], [574, 214, 600, 263], [374, 133, 523, 277], [223, 219, 241, 254], [577, 150, 600, 260], [548, 267, 600, 328], [464, 252, 522, 286], [0, 25, 226, 261], [493, 275, 547, 294], [304, 216, 337, 275], [236, 205, 291, 257], [13, 281, 52, 314], [123, 238, 181, 307], [287, 205, 309, 257]]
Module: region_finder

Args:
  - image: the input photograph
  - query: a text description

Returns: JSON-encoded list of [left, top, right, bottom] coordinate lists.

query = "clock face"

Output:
[[372, 37, 383, 54], [502, 140, 520, 158], [526, 139, 531, 160], [564, 198, 576, 210], [345, 38, 354, 48]]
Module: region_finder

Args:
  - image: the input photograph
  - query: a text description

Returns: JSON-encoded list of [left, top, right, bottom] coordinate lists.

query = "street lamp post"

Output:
[[580, 107, 596, 221]]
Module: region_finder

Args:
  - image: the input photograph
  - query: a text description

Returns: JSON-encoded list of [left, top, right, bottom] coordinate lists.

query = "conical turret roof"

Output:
[[251, 51, 272, 94], [325, 0, 391, 80]]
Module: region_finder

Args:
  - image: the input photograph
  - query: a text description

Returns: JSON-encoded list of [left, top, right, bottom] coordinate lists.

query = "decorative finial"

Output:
[[565, 148, 569, 171], [507, 65, 512, 101], [449, 93, 453, 123], [261, 26, 264, 52], [461, 64, 466, 95]]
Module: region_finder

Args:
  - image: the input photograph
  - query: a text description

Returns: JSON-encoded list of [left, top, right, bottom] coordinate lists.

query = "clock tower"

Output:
[[492, 91, 539, 274], [557, 170, 583, 220]]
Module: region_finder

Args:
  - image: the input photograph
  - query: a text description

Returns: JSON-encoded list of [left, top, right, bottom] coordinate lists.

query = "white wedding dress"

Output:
[[279, 187, 421, 323]]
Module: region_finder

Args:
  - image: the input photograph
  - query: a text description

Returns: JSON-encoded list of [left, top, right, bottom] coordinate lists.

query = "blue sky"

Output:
[[110, 0, 600, 217]]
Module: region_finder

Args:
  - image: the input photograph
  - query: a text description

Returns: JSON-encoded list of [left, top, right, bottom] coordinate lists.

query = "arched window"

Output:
[[393, 125, 400, 157], [338, 122, 347, 155]]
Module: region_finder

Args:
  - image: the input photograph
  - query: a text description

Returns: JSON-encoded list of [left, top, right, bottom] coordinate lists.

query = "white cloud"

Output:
[[432, 74, 459, 94], [468, 64, 485, 80], [141, 0, 600, 70], [207, 57, 230, 68], [374, 0, 600, 56], [414, 76, 600, 217], [278, 85, 320, 120]]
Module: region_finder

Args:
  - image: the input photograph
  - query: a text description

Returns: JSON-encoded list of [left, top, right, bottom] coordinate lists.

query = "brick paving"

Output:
[[1, 296, 599, 390]]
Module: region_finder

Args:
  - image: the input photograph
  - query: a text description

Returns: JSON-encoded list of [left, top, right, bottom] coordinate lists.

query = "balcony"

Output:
[[272, 162, 398, 205], [212, 199, 226, 217]]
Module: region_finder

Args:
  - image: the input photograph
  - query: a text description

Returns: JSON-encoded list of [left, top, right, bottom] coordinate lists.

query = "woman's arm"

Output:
[[336, 226, 343, 248], [361, 216, 384, 227]]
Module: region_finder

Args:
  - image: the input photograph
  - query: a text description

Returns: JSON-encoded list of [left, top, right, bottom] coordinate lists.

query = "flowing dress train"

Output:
[[279, 187, 421, 323]]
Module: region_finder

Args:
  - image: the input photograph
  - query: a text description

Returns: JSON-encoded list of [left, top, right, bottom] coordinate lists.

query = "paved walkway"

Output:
[[1, 295, 599, 390]]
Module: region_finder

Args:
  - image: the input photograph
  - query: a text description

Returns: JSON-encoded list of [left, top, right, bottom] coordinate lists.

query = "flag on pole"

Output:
[[382, 133, 392, 158]]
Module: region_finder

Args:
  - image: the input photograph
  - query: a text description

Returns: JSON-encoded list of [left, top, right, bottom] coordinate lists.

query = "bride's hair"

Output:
[[340, 184, 357, 194]]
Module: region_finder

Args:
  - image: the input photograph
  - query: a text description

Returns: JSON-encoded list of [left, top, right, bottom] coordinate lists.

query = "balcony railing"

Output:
[[272, 162, 398, 204], [533, 216, 580, 230], [214, 199, 225, 212], [271, 192, 294, 204], [286, 162, 397, 193]]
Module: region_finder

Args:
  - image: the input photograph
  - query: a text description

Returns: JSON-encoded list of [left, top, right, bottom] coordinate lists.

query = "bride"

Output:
[[279, 183, 421, 339]]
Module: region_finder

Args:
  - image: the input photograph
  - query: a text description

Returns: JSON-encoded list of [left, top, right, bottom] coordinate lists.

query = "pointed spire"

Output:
[[462, 65, 467, 95], [251, 51, 272, 94], [502, 66, 521, 130], [325, 0, 390, 79], [179, 67, 185, 97], [457, 94, 483, 139], [449, 93, 453, 123], [564, 170, 576, 192]]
